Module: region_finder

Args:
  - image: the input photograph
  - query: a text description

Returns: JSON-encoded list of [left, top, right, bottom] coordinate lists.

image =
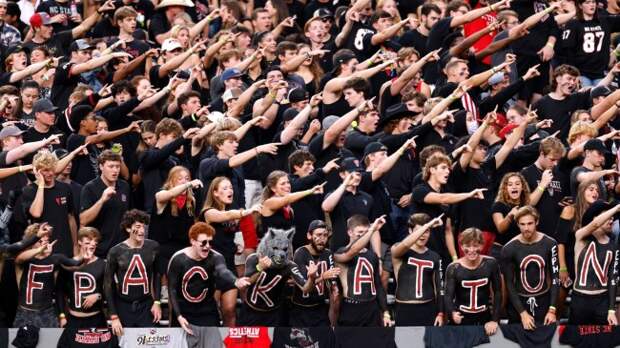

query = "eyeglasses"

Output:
[[198, 240, 211, 247]]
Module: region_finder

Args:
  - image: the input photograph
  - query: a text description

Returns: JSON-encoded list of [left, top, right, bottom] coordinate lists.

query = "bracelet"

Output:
[[38, 185, 45, 190], [560, 267, 568, 272], [452, 255, 458, 261], [383, 312, 391, 319], [154, 300, 161, 305], [110, 315, 119, 320], [58, 313, 66, 319], [537, 186, 545, 193], [18, 165, 22, 173], [256, 264, 263, 272], [548, 306, 556, 313], [489, 4, 495, 11], [545, 42, 554, 49], [268, 91, 277, 99], [206, 16, 212, 22]]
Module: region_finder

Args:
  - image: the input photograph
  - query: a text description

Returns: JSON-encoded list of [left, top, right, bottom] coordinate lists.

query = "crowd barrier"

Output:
[[4, 324, 619, 347]]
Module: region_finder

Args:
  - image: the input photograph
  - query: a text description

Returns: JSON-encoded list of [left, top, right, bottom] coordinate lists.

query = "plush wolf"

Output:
[[256, 227, 295, 268]]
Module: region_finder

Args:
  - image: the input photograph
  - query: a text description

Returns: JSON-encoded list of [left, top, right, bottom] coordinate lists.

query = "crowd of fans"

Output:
[[0, 0, 619, 340]]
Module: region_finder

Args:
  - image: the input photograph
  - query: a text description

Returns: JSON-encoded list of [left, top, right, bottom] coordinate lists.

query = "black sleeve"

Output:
[[140, 137, 187, 171], [166, 256, 183, 317], [500, 244, 524, 314], [244, 253, 260, 277], [374, 255, 388, 313], [556, 217, 573, 246], [199, 158, 232, 182], [434, 257, 445, 314], [55, 269, 68, 316], [213, 252, 237, 289], [290, 170, 326, 191], [490, 259, 502, 321], [287, 260, 309, 288], [444, 262, 456, 315], [50, 254, 83, 267], [104, 248, 119, 316], [381, 122, 433, 152], [548, 239, 561, 309], [0, 234, 39, 255], [152, 244, 162, 301], [101, 98, 141, 128], [80, 183, 97, 213], [478, 78, 526, 116], [609, 249, 619, 309]]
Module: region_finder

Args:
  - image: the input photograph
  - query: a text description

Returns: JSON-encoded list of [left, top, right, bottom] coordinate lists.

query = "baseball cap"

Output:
[[488, 71, 505, 86], [222, 88, 242, 102], [70, 39, 92, 52], [340, 157, 363, 172], [363, 142, 387, 159], [0, 126, 24, 140], [313, 8, 333, 19], [221, 68, 243, 82], [29, 12, 53, 28], [498, 123, 519, 140], [32, 98, 58, 113], [70, 105, 94, 130], [282, 108, 298, 122], [591, 86, 611, 99], [307, 220, 327, 233], [322, 115, 339, 129], [584, 138, 609, 154], [161, 38, 183, 52], [288, 88, 309, 103]]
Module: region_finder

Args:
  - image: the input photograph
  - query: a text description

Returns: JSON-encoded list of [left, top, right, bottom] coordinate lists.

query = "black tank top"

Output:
[[322, 95, 352, 118]]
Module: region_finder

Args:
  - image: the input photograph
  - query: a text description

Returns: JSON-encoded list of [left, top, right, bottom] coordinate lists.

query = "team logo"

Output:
[[136, 329, 171, 345]]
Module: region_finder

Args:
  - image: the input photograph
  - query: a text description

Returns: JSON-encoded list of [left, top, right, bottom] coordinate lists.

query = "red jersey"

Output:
[[463, 2, 497, 65]]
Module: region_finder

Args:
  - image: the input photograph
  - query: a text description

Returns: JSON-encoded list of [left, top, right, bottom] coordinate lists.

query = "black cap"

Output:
[[282, 107, 298, 122], [313, 8, 333, 19], [308, 219, 327, 233], [591, 86, 611, 99], [32, 98, 58, 113], [363, 142, 387, 159], [288, 88, 309, 103], [5, 44, 29, 57], [53, 148, 69, 159], [12, 324, 39, 348], [582, 200, 612, 226], [252, 31, 270, 47], [378, 103, 414, 128], [584, 138, 609, 154], [340, 157, 363, 172], [70, 105, 93, 130]]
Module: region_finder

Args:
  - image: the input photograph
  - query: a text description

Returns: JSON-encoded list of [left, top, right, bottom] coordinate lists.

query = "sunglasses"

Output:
[[198, 240, 211, 247]]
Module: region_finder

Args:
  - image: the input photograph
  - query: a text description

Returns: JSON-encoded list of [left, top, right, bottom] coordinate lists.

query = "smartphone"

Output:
[[560, 196, 574, 205]]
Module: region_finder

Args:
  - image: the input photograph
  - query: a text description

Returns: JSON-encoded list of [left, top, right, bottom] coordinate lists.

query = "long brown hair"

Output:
[[262, 170, 288, 202], [202, 176, 231, 213], [162, 166, 195, 217], [496, 172, 531, 206], [574, 180, 600, 230], [296, 43, 324, 90]]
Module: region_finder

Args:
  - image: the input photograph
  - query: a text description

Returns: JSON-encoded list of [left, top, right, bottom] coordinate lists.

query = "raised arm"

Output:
[[575, 204, 620, 241], [262, 184, 323, 215], [391, 215, 443, 258], [334, 216, 385, 263], [390, 50, 439, 96]]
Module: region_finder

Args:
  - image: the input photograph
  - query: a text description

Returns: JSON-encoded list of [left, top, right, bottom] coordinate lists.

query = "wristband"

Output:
[[545, 43, 554, 49], [537, 186, 546, 193], [452, 255, 458, 261], [383, 312, 391, 319], [548, 306, 556, 313], [110, 315, 119, 320], [18, 165, 22, 173], [256, 264, 263, 272], [560, 267, 568, 272], [59, 313, 66, 319], [206, 16, 212, 22], [154, 300, 161, 305], [268, 91, 277, 99]]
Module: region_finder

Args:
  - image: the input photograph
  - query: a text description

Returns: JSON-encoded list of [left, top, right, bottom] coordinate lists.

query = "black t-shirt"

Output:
[[22, 126, 63, 164], [36, 0, 81, 32], [327, 189, 374, 251], [80, 177, 130, 257], [148, 12, 171, 43], [424, 17, 453, 84], [67, 133, 100, 186], [521, 164, 567, 240], [452, 159, 497, 232], [344, 128, 383, 159], [412, 182, 450, 261], [491, 201, 520, 246], [532, 91, 591, 141], [51, 61, 82, 112], [359, 171, 395, 244], [570, 166, 607, 202], [23, 30, 73, 58], [399, 29, 429, 56], [199, 157, 245, 209], [21, 181, 75, 256]]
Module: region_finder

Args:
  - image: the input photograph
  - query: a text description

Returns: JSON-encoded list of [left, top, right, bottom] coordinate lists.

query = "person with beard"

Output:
[[334, 215, 391, 327], [570, 200, 620, 325], [104, 209, 162, 336], [500, 206, 560, 330], [290, 220, 341, 327], [444, 228, 501, 336], [56, 227, 107, 329], [398, 3, 441, 56], [167, 222, 251, 332], [391, 213, 444, 326]]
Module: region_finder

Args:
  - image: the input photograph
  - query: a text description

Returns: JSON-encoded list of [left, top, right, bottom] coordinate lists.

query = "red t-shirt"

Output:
[[224, 327, 271, 348], [463, 2, 497, 65]]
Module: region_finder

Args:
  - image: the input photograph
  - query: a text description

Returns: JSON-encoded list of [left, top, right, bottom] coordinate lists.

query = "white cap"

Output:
[[161, 38, 183, 52], [207, 111, 225, 124]]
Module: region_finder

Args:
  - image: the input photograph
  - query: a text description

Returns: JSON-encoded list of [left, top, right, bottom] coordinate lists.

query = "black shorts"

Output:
[[395, 301, 438, 326], [569, 292, 610, 325], [507, 292, 551, 324], [115, 297, 154, 328], [66, 312, 107, 329], [237, 303, 283, 326], [337, 299, 381, 327], [289, 303, 330, 327]]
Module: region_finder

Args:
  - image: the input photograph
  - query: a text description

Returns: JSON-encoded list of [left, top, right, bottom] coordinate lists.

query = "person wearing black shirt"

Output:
[[350, 10, 407, 61], [491, 172, 533, 252], [80, 150, 130, 257], [22, 98, 63, 163], [67, 105, 140, 185], [168, 222, 250, 332], [391, 213, 444, 326], [570, 139, 615, 201], [412, 153, 486, 265], [444, 228, 501, 336], [570, 201, 620, 325], [56, 227, 106, 329], [22, 150, 77, 256], [104, 209, 162, 336], [500, 206, 560, 329], [50, 40, 131, 112], [14, 223, 83, 328], [520, 137, 567, 240], [334, 215, 391, 327], [25, 1, 114, 57], [290, 220, 340, 327], [148, 0, 194, 45], [398, 3, 441, 56]]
